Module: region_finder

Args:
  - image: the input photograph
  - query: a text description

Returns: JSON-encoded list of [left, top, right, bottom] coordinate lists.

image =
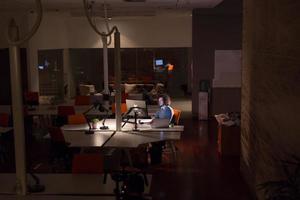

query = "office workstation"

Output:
[[2, 0, 293, 199]]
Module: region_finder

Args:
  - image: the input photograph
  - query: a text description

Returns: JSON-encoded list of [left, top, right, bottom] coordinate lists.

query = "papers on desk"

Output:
[[214, 113, 240, 127]]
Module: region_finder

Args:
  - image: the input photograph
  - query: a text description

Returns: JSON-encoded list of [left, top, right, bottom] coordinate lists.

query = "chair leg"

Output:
[[168, 141, 177, 162]]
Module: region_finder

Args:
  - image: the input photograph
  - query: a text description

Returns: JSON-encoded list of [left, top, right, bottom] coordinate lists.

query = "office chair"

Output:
[[56, 106, 75, 126], [48, 127, 74, 171], [74, 95, 91, 105], [172, 109, 182, 125], [68, 114, 87, 125], [0, 113, 9, 127]]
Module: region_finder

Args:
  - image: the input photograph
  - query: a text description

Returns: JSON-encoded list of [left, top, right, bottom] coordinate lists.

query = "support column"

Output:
[[8, 22, 27, 194], [63, 49, 75, 99], [102, 36, 109, 95], [114, 31, 121, 131]]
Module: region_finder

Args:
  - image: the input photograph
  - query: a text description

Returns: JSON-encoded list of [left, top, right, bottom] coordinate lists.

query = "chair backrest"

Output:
[[111, 103, 127, 114], [172, 109, 182, 125], [24, 91, 39, 105], [72, 154, 104, 174], [74, 96, 91, 105], [57, 106, 75, 116], [0, 113, 9, 127], [68, 114, 87, 125], [48, 127, 65, 143]]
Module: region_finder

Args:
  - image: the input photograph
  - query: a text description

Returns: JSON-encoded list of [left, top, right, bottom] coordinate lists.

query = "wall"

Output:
[[241, 0, 300, 199], [26, 12, 192, 92], [192, 0, 243, 117]]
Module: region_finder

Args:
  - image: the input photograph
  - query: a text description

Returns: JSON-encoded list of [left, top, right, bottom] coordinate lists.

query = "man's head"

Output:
[[158, 94, 171, 107]]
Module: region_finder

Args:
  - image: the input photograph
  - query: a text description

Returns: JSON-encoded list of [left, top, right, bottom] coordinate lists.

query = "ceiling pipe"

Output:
[[83, 0, 122, 131], [6, 0, 43, 195]]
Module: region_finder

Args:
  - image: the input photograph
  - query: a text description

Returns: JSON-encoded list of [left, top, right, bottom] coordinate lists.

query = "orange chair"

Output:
[[121, 92, 128, 103], [111, 103, 127, 114], [172, 109, 182, 125], [57, 106, 75, 116], [75, 96, 91, 105], [72, 154, 104, 174], [0, 113, 9, 127], [68, 114, 87, 125]]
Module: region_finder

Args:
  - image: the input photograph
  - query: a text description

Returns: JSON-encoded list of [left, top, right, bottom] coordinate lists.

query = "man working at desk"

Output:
[[140, 94, 174, 128], [154, 94, 174, 122]]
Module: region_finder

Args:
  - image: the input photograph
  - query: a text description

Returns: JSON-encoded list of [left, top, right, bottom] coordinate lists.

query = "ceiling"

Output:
[[0, 0, 224, 17]]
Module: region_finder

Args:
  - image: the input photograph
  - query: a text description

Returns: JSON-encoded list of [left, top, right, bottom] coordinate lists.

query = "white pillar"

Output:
[[114, 31, 121, 131], [63, 49, 75, 99], [102, 36, 110, 95], [8, 21, 27, 194]]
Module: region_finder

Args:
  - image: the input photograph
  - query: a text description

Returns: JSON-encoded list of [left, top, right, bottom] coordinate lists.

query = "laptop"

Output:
[[125, 99, 148, 118], [150, 118, 170, 128]]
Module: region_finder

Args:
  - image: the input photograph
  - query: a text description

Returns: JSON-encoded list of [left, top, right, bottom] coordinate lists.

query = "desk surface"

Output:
[[0, 127, 13, 134], [0, 173, 151, 195], [61, 118, 183, 148], [27, 105, 108, 116], [62, 119, 184, 132], [63, 131, 168, 148]]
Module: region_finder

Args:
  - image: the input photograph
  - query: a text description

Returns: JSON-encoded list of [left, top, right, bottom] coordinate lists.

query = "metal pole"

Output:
[[102, 36, 109, 95], [114, 31, 121, 131], [8, 20, 27, 195]]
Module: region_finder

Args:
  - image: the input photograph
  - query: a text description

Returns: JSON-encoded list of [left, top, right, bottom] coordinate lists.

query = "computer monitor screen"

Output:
[[155, 59, 164, 66], [125, 99, 148, 118]]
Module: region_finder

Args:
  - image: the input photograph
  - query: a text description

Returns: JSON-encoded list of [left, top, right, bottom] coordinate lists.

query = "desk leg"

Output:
[[124, 149, 133, 167], [168, 141, 177, 162]]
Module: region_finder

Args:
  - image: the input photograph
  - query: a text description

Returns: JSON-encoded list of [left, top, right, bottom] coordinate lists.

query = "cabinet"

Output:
[[217, 124, 240, 156]]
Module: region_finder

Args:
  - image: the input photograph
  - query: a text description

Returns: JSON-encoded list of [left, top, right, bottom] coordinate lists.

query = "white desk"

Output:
[[61, 119, 183, 147], [0, 173, 151, 195], [0, 127, 13, 134], [62, 119, 184, 133], [27, 105, 108, 116], [63, 131, 163, 148]]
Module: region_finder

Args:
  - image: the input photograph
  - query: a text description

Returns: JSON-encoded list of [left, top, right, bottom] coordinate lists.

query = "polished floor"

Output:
[[0, 98, 252, 199], [150, 118, 252, 200]]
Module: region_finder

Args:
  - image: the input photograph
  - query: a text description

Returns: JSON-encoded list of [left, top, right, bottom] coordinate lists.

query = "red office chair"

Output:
[[48, 127, 66, 143], [57, 106, 75, 126], [72, 153, 104, 174], [74, 96, 91, 105], [48, 127, 73, 171], [24, 91, 39, 105], [0, 113, 9, 127], [57, 106, 75, 116]]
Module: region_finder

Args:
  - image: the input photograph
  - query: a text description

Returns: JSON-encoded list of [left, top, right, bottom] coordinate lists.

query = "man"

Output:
[[154, 94, 174, 122]]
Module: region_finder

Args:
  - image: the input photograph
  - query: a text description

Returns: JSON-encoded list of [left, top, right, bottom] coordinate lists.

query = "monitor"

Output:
[[155, 59, 164, 66]]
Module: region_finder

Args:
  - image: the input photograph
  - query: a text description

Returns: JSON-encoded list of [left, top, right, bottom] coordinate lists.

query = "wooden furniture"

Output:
[[215, 115, 240, 156]]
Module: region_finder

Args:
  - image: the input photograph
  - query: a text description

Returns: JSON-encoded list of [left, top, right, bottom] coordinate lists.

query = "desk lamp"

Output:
[[122, 106, 146, 131], [83, 105, 96, 134]]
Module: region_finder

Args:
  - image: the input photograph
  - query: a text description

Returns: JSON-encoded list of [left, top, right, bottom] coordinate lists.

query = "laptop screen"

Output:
[[125, 99, 148, 118]]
